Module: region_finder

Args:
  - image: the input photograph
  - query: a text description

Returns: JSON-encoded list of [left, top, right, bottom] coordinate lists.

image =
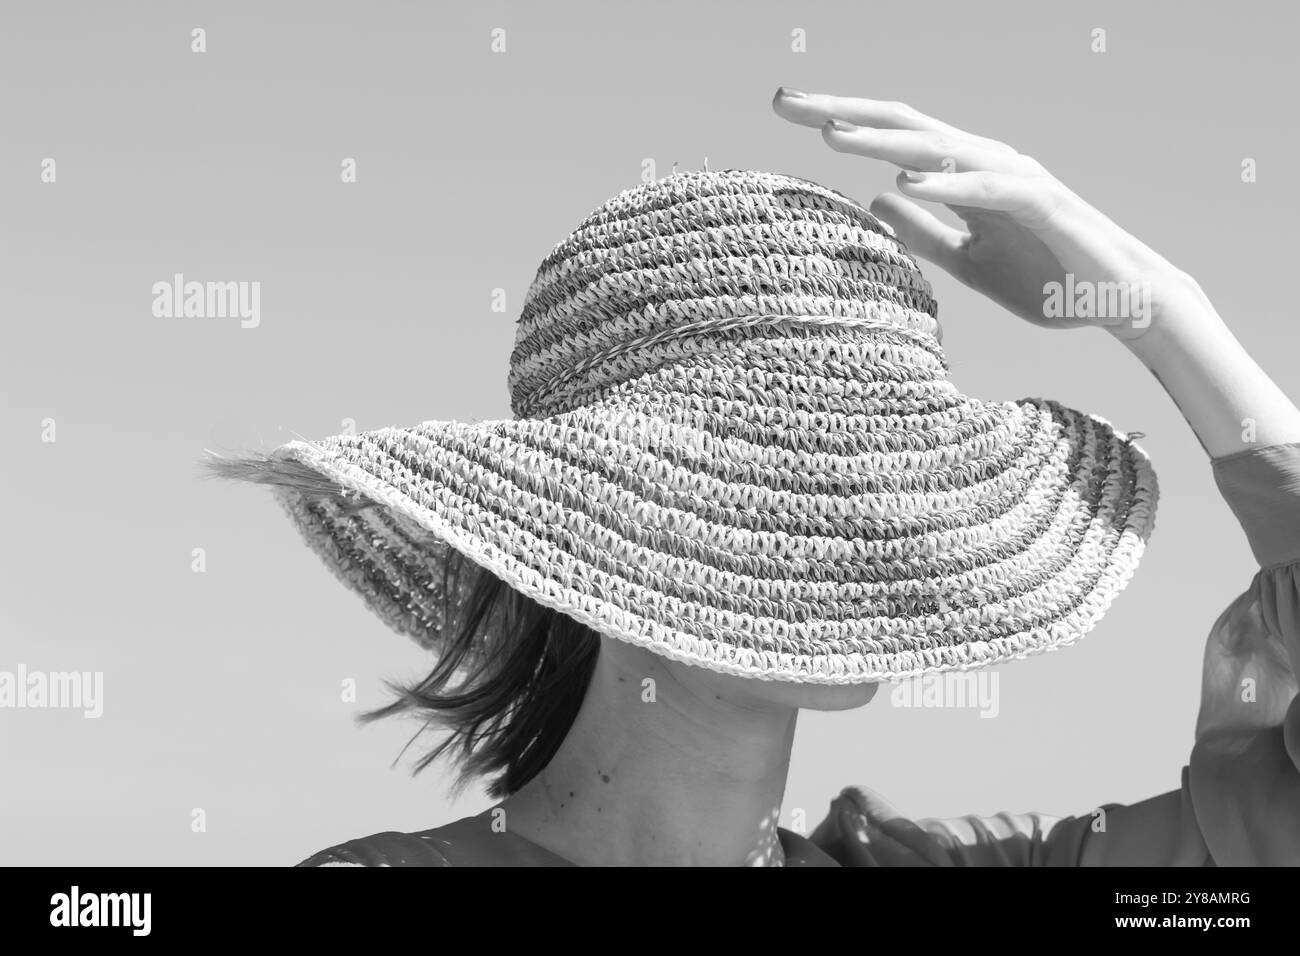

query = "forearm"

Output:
[[1115, 275, 1300, 459]]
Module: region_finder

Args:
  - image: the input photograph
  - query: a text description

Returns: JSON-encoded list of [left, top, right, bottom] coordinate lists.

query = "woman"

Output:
[[211, 88, 1300, 866]]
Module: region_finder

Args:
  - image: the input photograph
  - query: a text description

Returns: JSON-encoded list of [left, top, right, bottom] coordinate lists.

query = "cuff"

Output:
[[1212, 441, 1300, 569]]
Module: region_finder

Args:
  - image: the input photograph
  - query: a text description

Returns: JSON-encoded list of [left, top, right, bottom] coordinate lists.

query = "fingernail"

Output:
[[826, 118, 856, 133], [901, 170, 928, 184], [775, 86, 806, 99]]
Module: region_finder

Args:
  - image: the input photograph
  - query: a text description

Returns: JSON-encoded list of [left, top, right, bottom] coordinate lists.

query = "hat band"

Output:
[[513, 312, 945, 419]]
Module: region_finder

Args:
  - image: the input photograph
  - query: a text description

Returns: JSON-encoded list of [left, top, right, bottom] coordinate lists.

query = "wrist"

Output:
[[1108, 272, 1227, 369]]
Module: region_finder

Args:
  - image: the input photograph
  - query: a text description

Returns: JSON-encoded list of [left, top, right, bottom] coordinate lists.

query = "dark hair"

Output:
[[362, 546, 601, 798], [202, 452, 601, 799]]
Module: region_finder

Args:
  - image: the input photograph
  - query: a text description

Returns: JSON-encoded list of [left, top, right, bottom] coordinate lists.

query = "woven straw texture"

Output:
[[259, 169, 1158, 683]]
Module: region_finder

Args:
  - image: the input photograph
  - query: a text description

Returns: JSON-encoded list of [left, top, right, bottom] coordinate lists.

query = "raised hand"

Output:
[[772, 87, 1202, 342]]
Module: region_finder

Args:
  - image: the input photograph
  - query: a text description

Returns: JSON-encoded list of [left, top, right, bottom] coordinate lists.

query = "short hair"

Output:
[[362, 545, 600, 797], [203, 453, 600, 798]]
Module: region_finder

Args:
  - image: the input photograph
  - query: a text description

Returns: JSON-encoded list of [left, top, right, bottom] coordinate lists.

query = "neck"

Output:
[[497, 646, 797, 866]]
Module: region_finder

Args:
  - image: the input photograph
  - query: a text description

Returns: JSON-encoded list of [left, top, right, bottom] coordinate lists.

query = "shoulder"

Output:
[[296, 829, 454, 867], [295, 811, 574, 867]]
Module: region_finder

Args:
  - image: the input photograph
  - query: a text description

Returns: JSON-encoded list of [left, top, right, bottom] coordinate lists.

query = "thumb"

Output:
[[870, 191, 968, 281]]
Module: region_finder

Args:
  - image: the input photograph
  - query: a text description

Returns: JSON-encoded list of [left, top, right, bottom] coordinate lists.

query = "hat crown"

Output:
[[509, 169, 943, 419]]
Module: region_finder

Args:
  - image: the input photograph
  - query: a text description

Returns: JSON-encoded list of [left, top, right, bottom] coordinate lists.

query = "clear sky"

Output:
[[2, 0, 1295, 864]]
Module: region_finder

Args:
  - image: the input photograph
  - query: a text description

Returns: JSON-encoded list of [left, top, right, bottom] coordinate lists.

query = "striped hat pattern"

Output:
[[242, 169, 1158, 683]]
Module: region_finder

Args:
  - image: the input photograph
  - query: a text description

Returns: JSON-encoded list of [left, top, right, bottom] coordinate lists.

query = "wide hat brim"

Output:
[[258, 386, 1157, 684]]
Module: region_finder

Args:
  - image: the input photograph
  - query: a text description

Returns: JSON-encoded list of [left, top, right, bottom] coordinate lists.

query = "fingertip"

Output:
[[868, 190, 904, 216], [820, 119, 854, 150], [771, 86, 808, 117], [896, 169, 929, 189]]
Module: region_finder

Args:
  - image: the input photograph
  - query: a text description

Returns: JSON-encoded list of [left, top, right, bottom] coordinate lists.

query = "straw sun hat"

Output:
[[214, 169, 1157, 684]]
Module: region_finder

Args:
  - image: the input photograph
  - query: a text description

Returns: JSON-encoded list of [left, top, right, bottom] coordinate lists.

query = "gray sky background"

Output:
[[3, 0, 1296, 864]]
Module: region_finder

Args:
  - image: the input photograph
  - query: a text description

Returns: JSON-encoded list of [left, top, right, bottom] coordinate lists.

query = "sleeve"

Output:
[[811, 441, 1300, 867]]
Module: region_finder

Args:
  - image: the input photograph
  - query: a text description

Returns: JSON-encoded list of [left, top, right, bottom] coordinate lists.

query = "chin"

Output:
[[669, 659, 881, 712], [608, 641, 882, 713], [741, 678, 881, 712]]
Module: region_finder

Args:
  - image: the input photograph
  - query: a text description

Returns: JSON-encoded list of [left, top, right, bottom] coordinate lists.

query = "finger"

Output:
[[868, 192, 968, 278], [835, 785, 913, 826], [862, 820, 956, 867], [772, 88, 1015, 153], [897, 168, 1060, 220], [773, 87, 951, 132], [833, 786, 956, 866], [822, 121, 1028, 176]]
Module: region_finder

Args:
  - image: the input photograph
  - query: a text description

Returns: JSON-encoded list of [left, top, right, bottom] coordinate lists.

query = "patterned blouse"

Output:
[[298, 441, 1300, 867]]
